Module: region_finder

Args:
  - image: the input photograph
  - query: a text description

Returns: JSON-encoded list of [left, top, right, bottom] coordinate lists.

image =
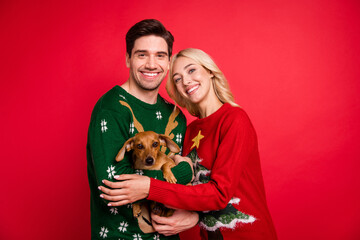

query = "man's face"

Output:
[[126, 35, 170, 92]]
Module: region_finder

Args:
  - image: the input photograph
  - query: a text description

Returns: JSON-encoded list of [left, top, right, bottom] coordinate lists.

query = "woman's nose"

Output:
[[183, 75, 192, 85]]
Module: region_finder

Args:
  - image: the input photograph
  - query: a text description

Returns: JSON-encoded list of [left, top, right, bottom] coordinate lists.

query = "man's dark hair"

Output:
[[126, 19, 174, 58]]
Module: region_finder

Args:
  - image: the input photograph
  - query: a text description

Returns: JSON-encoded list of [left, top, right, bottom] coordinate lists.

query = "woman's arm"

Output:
[[148, 111, 257, 211], [100, 155, 193, 205], [101, 110, 256, 211]]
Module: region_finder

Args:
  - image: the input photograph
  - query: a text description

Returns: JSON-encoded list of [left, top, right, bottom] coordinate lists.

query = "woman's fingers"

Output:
[[98, 175, 150, 205]]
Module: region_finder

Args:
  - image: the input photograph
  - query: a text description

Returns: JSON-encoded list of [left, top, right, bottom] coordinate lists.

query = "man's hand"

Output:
[[151, 209, 199, 236], [99, 174, 150, 206]]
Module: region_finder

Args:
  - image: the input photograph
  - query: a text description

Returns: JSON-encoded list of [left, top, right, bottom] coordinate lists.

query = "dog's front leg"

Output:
[[161, 159, 177, 184]]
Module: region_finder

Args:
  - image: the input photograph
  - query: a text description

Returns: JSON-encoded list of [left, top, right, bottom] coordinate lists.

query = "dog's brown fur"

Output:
[[116, 131, 180, 219]]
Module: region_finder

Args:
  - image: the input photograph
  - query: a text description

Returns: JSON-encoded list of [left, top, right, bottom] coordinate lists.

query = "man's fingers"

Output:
[[150, 213, 166, 224], [151, 213, 172, 226], [152, 221, 175, 236]]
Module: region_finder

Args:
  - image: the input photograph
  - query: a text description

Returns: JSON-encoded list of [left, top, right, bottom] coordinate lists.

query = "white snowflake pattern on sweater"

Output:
[[156, 111, 162, 120], [101, 119, 108, 133], [99, 226, 109, 238], [107, 165, 115, 179], [118, 221, 129, 233]]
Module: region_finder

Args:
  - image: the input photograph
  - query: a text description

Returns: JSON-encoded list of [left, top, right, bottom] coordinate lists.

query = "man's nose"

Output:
[[145, 56, 156, 69]]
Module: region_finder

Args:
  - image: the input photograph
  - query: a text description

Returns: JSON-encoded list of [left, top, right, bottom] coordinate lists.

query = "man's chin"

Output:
[[139, 83, 162, 92]]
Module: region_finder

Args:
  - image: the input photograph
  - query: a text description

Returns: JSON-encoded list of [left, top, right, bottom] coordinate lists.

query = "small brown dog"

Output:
[[116, 131, 180, 219]]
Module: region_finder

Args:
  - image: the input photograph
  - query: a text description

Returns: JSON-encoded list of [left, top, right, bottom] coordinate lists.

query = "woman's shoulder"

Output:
[[219, 104, 255, 133], [223, 104, 250, 121]]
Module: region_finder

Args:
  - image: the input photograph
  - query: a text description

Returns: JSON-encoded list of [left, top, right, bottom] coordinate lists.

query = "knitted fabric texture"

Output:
[[148, 103, 277, 239], [87, 86, 192, 240]]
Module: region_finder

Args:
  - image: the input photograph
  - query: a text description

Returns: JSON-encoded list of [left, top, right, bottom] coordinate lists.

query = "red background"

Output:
[[1, 0, 360, 239]]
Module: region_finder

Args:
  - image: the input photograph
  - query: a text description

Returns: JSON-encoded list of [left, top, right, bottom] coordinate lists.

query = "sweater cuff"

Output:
[[171, 161, 193, 185], [148, 178, 171, 202]]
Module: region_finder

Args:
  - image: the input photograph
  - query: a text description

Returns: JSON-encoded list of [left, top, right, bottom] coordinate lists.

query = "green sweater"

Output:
[[87, 86, 192, 240]]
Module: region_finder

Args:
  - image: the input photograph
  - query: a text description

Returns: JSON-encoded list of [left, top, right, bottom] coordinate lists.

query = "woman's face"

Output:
[[171, 56, 214, 105]]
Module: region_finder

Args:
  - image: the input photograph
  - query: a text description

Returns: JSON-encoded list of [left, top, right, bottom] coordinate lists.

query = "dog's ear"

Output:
[[159, 134, 180, 153], [116, 137, 134, 162]]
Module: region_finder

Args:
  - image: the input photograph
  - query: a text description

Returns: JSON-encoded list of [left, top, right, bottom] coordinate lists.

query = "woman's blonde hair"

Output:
[[166, 48, 239, 117]]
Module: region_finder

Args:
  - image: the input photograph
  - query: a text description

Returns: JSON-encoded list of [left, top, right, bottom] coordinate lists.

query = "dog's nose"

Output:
[[145, 157, 154, 165]]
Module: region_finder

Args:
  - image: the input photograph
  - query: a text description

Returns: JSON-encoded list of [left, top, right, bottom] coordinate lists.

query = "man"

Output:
[[87, 19, 198, 240]]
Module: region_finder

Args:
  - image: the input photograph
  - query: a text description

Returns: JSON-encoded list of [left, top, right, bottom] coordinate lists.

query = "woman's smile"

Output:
[[186, 84, 200, 95]]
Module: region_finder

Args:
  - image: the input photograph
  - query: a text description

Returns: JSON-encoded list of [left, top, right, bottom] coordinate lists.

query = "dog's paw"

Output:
[[133, 210, 142, 218], [133, 204, 142, 218], [164, 175, 177, 184], [151, 205, 163, 216]]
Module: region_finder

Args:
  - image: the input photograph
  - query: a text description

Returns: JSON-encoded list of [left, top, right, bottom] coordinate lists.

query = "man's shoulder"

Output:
[[157, 95, 182, 112], [91, 86, 131, 117], [100, 85, 126, 107]]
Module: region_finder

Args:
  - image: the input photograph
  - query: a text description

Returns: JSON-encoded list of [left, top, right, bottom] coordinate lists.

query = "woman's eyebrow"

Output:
[[172, 63, 195, 78], [184, 63, 194, 69]]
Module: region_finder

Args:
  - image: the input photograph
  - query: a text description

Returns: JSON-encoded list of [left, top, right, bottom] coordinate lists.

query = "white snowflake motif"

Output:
[[156, 111, 162, 120], [107, 165, 115, 179], [133, 233, 142, 240], [118, 221, 128, 232], [153, 234, 160, 240], [110, 207, 118, 215], [175, 133, 182, 143], [99, 226, 109, 238], [129, 122, 134, 134], [101, 119, 108, 133], [135, 169, 144, 175]]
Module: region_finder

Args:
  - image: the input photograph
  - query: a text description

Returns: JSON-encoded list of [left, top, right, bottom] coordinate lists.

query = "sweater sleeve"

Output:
[[147, 110, 257, 211], [89, 109, 135, 190]]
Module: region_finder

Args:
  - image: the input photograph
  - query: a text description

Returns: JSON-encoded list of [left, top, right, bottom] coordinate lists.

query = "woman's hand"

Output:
[[99, 174, 150, 206], [151, 209, 199, 236]]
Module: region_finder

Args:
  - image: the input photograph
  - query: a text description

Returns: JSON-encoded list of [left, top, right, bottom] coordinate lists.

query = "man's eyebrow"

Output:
[[133, 50, 168, 56], [133, 50, 147, 54], [172, 64, 194, 78], [157, 51, 168, 55]]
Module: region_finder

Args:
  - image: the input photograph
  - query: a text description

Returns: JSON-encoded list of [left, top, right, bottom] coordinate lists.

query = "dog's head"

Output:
[[115, 131, 180, 167]]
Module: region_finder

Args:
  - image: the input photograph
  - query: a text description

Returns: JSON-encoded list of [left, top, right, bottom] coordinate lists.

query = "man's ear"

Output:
[[126, 53, 130, 68]]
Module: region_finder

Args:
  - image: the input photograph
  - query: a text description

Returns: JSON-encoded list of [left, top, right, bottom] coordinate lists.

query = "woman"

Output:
[[100, 48, 277, 239]]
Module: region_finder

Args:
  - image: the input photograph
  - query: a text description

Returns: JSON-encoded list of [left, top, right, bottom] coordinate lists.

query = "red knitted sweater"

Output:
[[148, 103, 277, 239]]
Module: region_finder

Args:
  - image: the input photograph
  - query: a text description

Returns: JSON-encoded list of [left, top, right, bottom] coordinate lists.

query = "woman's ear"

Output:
[[209, 71, 214, 79]]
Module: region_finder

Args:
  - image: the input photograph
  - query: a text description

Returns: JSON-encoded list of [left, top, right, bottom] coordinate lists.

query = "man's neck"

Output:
[[121, 81, 159, 104]]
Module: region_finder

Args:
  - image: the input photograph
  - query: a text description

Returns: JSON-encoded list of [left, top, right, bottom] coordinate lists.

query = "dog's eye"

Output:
[[152, 142, 159, 148], [137, 144, 144, 149]]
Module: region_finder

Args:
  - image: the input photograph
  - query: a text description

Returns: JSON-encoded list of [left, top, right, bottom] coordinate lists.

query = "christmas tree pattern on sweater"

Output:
[[187, 148, 256, 232]]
